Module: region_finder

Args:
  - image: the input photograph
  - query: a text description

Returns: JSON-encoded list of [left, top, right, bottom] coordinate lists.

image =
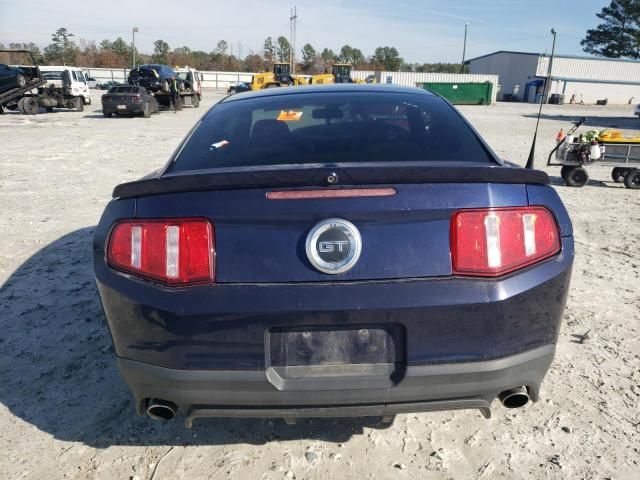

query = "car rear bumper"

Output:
[[96, 237, 572, 421], [102, 103, 144, 114], [119, 344, 555, 426]]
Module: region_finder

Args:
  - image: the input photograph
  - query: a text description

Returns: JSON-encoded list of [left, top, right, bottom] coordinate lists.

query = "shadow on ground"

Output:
[[547, 175, 623, 188], [523, 113, 639, 130], [0, 228, 386, 448]]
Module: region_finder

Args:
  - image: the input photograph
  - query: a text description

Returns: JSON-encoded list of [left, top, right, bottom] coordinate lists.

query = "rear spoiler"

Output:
[[112, 163, 549, 199]]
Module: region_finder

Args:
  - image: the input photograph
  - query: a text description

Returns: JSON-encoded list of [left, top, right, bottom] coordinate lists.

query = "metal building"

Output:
[[465, 50, 640, 104]]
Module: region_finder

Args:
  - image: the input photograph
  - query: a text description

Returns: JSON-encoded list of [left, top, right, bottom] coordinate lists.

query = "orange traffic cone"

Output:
[[556, 128, 566, 142]]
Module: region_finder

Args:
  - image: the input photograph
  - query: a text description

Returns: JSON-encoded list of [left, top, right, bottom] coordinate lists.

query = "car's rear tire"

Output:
[[192, 94, 200, 108], [74, 97, 84, 112], [612, 167, 627, 183], [21, 97, 38, 115], [143, 102, 151, 118], [623, 169, 640, 189], [565, 166, 589, 187], [16, 74, 26, 88], [103, 111, 111, 117]]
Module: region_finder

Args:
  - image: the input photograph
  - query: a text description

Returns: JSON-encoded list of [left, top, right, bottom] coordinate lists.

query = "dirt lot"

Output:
[[0, 91, 638, 480]]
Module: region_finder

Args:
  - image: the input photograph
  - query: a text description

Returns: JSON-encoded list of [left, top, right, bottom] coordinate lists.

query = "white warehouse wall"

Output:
[[538, 55, 640, 83], [467, 52, 539, 101], [547, 79, 640, 105]]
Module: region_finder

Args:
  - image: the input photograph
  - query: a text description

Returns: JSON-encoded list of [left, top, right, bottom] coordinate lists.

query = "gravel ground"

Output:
[[0, 90, 638, 480]]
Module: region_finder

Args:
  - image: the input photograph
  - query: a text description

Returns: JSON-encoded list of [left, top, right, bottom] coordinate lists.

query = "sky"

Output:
[[0, 0, 610, 63]]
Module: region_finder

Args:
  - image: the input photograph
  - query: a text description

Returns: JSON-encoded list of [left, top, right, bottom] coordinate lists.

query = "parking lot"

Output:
[[0, 92, 638, 479]]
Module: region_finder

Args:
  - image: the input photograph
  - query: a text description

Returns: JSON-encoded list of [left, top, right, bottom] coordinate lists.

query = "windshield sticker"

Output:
[[209, 140, 230, 150], [277, 110, 303, 122]]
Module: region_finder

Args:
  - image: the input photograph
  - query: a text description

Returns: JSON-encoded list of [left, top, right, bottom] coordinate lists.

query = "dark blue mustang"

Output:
[[94, 85, 573, 426]]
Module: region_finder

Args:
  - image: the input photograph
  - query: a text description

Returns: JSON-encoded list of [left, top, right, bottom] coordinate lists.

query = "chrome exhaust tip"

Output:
[[146, 399, 177, 421], [499, 387, 530, 409]]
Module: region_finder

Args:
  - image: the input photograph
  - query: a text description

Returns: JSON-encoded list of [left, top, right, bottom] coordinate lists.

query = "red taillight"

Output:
[[107, 219, 215, 285], [451, 207, 560, 277], [130, 95, 142, 103]]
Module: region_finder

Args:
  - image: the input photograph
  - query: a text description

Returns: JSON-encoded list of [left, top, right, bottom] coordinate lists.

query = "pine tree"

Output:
[[301, 43, 316, 70], [276, 36, 291, 63], [152, 40, 170, 63], [320, 48, 337, 64], [44, 28, 76, 65], [581, 0, 640, 58], [371, 46, 403, 71], [263, 37, 275, 66]]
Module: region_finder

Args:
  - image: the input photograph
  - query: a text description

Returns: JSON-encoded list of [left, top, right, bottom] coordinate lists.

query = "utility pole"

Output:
[[526, 28, 557, 169], [132, 27, 139, 69], [290, 6, 297, 74], [461, 23, 469, 73]]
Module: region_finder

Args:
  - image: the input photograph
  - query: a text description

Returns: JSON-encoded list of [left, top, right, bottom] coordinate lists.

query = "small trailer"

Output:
[[547, 118, 640, 189]]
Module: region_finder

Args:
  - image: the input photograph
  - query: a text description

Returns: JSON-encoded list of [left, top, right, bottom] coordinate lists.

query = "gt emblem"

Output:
[[318, 240, 349, 253], [305, 219, 362, 274]]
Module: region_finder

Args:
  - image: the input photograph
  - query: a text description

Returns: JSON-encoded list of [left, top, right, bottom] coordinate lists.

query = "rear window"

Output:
[[109, 86, 139, 93], [171, 91, 493, 172], [42, 71, 63, 80], [132, 68, 156, 78]]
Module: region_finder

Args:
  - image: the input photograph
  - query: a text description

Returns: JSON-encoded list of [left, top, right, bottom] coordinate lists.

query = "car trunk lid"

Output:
[[130, 165, 537, 283]]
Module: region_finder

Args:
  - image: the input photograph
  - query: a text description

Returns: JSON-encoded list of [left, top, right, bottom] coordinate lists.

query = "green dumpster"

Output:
[[418, 82, 493, 105]]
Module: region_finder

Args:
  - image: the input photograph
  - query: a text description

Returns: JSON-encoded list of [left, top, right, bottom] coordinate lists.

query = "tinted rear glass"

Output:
[[171, 91, 493, 172], [42, 71, 63, 80], [132, 68, 156, 78], [108, 86, 138, 93]]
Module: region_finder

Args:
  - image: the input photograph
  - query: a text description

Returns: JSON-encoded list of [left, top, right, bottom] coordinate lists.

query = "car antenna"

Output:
[[526, 28, 557, 169]]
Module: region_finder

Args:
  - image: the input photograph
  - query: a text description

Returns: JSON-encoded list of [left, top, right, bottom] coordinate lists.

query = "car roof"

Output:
[[221, 84, 435, 103], [139, 64, 171, 69]]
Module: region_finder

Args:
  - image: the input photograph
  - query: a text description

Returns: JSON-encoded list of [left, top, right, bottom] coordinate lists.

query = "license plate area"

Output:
[[117, 104, 127, 110], [266, 325, 406, 390]]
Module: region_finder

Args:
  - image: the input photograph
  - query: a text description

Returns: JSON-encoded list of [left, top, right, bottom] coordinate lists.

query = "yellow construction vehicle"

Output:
[[249, 63, 307, 90], [308, 63, 375, 85]]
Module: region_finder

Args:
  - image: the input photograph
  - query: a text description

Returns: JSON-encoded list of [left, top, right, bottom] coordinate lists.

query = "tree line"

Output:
[[0, 27, 463, 73]]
